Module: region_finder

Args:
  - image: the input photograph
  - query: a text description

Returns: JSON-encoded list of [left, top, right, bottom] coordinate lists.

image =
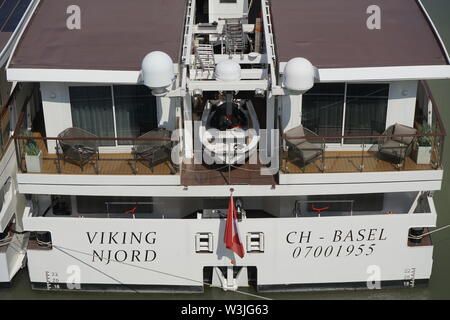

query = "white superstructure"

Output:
[[0, 0, 39, 286]]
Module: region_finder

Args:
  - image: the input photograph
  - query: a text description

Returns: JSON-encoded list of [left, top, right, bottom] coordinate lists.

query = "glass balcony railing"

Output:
[[13, 112, 182, 176], [0, 85, 19, 161], [280, 81, 446, 174]]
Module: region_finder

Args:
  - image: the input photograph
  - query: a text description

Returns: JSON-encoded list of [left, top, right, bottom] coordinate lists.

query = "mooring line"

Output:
[[408, 224, 450, 240], [54, 246, 140, 293], [49, 243, 272, 300]]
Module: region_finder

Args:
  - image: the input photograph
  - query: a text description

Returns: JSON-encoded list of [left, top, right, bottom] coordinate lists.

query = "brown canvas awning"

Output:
[[271, 0, 449, 68], [9, 0, 186, 71]]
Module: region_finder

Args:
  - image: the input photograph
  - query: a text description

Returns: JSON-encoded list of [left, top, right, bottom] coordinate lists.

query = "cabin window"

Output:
[[295, 193, 385, 217], [69, 85, 157, 147], [306, 193, 384, 212], [76, 196, 153, 215], [302, 83, 389, 145]]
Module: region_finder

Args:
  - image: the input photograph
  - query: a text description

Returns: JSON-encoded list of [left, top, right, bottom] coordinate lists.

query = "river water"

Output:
[[1, 0, 450, 300]]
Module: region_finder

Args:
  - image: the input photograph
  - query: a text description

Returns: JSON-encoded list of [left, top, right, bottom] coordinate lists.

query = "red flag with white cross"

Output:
[[224, 193, 245, 259]]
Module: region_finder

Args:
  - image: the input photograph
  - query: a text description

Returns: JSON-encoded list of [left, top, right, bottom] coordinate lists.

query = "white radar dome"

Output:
[[214, 60, 241, 82], [283, 57, 316, 92], [141, 51, 174, 96]]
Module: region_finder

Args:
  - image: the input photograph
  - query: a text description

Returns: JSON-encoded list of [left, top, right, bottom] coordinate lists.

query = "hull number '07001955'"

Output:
[[287, 228, 388, 259]]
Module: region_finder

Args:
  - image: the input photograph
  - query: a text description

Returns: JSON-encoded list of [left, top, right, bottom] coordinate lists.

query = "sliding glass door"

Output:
[[113, 85, 158, 145], [69, 86, 115, 146], [69, 85, 157, 147], [302, 83, 345, 143], [302, 83, 389, 145], [344, 84, 389, 144]]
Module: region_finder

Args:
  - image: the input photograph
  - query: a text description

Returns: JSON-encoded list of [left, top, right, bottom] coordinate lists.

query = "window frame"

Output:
[[302, 82, 390, 149], [75, 195, 154, 216], [68, 84, 158, 153]]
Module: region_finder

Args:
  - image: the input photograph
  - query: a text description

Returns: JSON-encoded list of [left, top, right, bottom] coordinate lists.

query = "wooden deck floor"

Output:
[[22, 135, 436, 178], [30, 154, 175, 175], [181, 162, 277, 186], [21, 137, 175, 175], [282, 151, 435, 174]]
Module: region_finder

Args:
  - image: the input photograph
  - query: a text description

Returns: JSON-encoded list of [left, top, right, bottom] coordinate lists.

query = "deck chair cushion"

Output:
[[299, 141, 323, 162], [289, 141, 323, 163], [57, 127, 99, 171], [133, 129, 172, 154], [392, 123, 417, 145], [285, 125, 306, 146], [132, 129, 174, 171], [379, 140, 408, 157]]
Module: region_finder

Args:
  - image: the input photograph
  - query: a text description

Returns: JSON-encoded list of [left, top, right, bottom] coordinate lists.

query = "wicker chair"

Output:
[[284, 124, 325, 173], [378, 123, 417, 167], [56, 127, 100, 173], [131, 128, 177, 174]]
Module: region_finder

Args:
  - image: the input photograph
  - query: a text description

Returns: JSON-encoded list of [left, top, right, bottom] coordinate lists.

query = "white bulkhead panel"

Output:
[[208, 0, 249, 22]]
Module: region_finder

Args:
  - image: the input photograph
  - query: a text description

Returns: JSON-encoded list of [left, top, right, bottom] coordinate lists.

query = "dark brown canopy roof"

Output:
[[0, 32, 12, 53], [0, 0, 34, 61], [271, 0, 449, 68], [10, 0, 186, 70]]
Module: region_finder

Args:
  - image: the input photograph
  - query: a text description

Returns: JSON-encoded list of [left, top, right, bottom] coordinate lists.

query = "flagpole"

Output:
[[231, 188, 235, 266]]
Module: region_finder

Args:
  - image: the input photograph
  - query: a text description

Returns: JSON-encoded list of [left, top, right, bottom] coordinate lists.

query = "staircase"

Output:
[[193, 44, 215, 79], [224, 18, 246, 56]]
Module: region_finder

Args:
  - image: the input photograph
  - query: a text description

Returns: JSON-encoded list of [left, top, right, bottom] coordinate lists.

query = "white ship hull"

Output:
[[23, 196, 436, 292], [0, 143, 28, 286]]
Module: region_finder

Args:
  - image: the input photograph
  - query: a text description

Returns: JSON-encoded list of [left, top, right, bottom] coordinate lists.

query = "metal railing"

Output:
[[280, 81, 446, 174], [294, 200, 355, 217], [0, 85, 20, 160], [13, 110, 182, 175]]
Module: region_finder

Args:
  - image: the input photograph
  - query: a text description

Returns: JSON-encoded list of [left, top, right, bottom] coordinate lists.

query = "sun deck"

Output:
[[12, 81, 445, 187], [17, 141, 440, 180], [19, 133, 176, 176]]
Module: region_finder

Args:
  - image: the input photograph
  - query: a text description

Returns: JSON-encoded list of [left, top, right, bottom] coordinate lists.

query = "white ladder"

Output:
[[224, 18, 246, 56], [193, 44, 215, 79]]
